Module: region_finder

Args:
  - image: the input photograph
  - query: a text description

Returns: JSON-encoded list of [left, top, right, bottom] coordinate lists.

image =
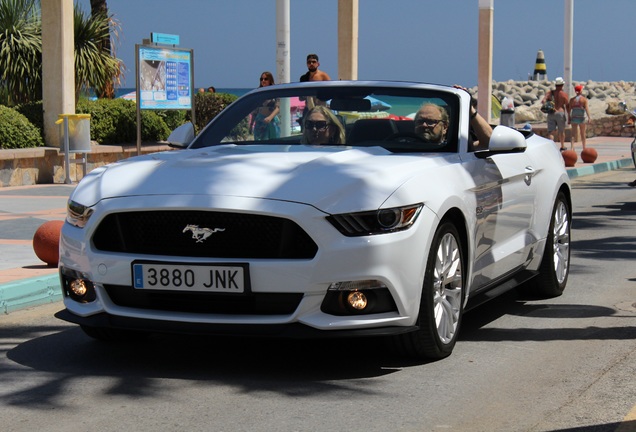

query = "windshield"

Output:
[[191, 84, 460, 153]]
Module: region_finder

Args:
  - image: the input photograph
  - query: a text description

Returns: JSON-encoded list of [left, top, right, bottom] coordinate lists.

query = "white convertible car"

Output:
[[56, 81, 571, 360]]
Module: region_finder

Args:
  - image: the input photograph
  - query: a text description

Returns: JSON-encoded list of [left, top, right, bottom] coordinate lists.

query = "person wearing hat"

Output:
[[568, 84, 591, 151], [541, 77, 570, 150]]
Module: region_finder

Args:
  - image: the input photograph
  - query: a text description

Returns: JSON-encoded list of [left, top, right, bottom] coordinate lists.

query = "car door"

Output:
[[464, 151, 537, 291]]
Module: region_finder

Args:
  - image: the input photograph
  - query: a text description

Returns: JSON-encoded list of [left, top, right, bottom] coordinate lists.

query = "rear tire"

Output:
[[394, 222, 465, 360], [526, 191, 571, 297]]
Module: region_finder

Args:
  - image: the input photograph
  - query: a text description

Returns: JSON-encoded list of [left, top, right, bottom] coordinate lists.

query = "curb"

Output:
[[0, 274, 62, 315], [567, 158, 634, 179]]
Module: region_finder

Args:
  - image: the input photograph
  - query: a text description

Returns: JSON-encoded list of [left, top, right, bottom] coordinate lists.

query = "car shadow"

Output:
[[5, 280, 635, 388], [6, 323, 425, 383], [459, 288, 636, 343]]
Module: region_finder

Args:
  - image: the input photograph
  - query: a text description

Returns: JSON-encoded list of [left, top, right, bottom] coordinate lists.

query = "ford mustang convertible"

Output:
[[56, 81, 571, 360]]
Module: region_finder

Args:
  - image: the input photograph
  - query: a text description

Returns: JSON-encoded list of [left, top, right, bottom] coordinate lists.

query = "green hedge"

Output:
[[0, 92, 240, 149], [76, 98, 171, 145], [0, 105, 44, 149]]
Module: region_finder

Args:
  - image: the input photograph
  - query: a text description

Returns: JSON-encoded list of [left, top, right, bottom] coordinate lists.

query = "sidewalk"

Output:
[[0, 136, 634, 314]]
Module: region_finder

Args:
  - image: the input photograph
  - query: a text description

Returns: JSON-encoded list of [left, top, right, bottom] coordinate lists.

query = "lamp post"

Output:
[[564, 0, 574, 96]]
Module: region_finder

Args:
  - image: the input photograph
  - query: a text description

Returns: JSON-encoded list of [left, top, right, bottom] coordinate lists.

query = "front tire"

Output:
[[394, 222, 465, 360], [526, 191, 571, 297]]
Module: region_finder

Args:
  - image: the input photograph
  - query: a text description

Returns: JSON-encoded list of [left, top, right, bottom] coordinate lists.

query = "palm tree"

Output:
[[89, 0, 115, 98], [0, 0, 42, 105], [74, 4, 122, 102], [89, 0, 108, 16]]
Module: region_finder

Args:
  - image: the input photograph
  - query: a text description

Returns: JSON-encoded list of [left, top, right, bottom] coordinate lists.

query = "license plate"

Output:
[[132, 262, 247, 293]]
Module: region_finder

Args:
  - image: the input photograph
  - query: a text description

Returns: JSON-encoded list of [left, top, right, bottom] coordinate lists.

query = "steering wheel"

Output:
[[384, 132, 428, 144]]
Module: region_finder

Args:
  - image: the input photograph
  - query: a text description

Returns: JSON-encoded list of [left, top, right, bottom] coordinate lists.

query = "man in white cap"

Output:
[[542, 77, 570, 150]]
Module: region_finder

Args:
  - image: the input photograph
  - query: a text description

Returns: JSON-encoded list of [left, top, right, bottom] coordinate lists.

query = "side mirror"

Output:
[[488, 125, 527, 151], [167, 122, 195, 148]]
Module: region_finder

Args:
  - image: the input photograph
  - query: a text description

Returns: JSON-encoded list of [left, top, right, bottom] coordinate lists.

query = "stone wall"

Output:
[[0, 143, 172, 187], [587, 113, 635, 138], [529, 113, 635, 141]]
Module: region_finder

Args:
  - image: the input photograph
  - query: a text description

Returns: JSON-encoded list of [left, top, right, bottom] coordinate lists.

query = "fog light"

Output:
[[70, 279, 88, 296], [60, 267, 96, 303], [347, 291, 368, 310]]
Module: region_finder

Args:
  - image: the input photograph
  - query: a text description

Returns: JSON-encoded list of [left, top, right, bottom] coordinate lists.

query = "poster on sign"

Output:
[[136, 44, 194, 110]]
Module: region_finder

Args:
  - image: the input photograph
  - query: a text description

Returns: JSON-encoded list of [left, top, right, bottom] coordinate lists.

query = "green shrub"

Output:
[[76, 98, 170, 144], [0, 98, 180, 149], [0, 105, 44, 149], [14, 101, 44, 140], [156, 109, 187, 131]]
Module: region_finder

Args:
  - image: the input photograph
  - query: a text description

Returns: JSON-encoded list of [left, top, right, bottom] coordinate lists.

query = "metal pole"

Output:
[[564, 0, 574, 97], [135, 44, 141, 156], [276, 0, 290, 85], [63, 117, 72, 184], [276, 0, 291, 136]]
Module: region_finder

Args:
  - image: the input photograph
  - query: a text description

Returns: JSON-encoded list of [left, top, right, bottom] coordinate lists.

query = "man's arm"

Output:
[[470, 106, 492, 148]]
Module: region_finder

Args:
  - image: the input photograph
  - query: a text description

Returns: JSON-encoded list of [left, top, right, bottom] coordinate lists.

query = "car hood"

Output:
[[71, 145, 451, 213]]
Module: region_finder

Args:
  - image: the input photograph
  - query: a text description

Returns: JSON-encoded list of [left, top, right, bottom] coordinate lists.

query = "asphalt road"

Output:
[[1, 168, 635, 432]]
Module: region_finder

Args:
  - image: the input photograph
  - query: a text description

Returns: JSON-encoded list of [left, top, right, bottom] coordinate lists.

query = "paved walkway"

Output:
[[0, 136, 634, 313]]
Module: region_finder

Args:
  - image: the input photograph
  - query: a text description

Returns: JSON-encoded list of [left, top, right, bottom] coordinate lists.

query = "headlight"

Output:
[[327, 203, 423, 236], [66, 200, 93, 228]]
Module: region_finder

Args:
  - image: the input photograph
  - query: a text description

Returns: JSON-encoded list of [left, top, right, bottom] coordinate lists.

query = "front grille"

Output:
[[93, 211, 318, 259], [104, 284, 303, 315]]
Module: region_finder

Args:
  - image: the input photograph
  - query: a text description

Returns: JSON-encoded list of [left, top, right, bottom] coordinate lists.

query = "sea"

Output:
[[114, 88, 251, 98]]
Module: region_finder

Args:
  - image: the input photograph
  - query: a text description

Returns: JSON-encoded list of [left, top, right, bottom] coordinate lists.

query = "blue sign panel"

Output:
[[151, 32, 180, 45], [137, 46, 192, 110]]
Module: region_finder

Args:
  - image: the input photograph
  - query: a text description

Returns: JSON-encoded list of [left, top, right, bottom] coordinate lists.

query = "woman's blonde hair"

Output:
[[301, 106, 346, 144]]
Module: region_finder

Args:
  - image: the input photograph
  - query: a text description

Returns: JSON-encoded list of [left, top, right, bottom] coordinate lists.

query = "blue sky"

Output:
[[77, 0, 635, 89]]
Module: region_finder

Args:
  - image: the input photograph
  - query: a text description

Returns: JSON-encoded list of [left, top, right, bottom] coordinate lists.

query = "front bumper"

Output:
[[55, 309, 418, 339]]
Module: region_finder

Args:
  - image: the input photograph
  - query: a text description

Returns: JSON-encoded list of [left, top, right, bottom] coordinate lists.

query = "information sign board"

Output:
[[136, 45, 193, 110]]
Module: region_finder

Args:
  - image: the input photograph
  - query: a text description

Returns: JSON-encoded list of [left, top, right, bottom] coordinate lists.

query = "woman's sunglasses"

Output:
[[305, 120, 329, 131]]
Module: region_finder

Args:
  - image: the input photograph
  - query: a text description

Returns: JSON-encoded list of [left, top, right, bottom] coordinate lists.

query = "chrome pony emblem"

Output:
[[182, 224, 225, 243]]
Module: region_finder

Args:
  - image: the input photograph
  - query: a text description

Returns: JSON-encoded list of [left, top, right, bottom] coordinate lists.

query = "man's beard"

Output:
[[419, 129, 442, 143]]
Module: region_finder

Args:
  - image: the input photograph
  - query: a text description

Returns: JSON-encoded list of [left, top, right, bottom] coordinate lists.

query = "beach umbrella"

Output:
[[120, 91, 137, 102], [365, 96, 391, 111]]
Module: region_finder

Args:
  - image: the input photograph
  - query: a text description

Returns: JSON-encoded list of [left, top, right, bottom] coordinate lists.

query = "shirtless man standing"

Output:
[[299, 54, 331, 82], [299, 54, 331, 113], [542, 77, 570, 150]]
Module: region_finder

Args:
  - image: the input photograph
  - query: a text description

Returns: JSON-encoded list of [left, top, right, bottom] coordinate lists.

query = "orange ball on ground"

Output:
[[32, 220, 64, 266]]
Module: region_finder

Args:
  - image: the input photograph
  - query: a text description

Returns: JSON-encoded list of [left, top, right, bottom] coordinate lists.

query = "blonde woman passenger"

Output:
[[301, 106, 345, 145]]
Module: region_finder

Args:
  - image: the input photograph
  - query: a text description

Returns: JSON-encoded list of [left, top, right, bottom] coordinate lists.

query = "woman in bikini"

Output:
[[251, 71, 280, 140], [568, 85, 591, 151]]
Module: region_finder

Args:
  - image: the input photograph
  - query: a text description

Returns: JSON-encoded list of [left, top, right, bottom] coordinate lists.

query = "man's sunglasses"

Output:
[[415, 118, 442, 127], [305, 120, 329, 131]]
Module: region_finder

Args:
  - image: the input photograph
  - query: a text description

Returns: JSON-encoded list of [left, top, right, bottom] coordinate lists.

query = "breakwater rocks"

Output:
[[467, 80, 636, 136]]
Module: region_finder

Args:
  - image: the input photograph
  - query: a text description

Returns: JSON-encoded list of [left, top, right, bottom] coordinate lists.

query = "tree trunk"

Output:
[[90, 0, 114, 98]]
